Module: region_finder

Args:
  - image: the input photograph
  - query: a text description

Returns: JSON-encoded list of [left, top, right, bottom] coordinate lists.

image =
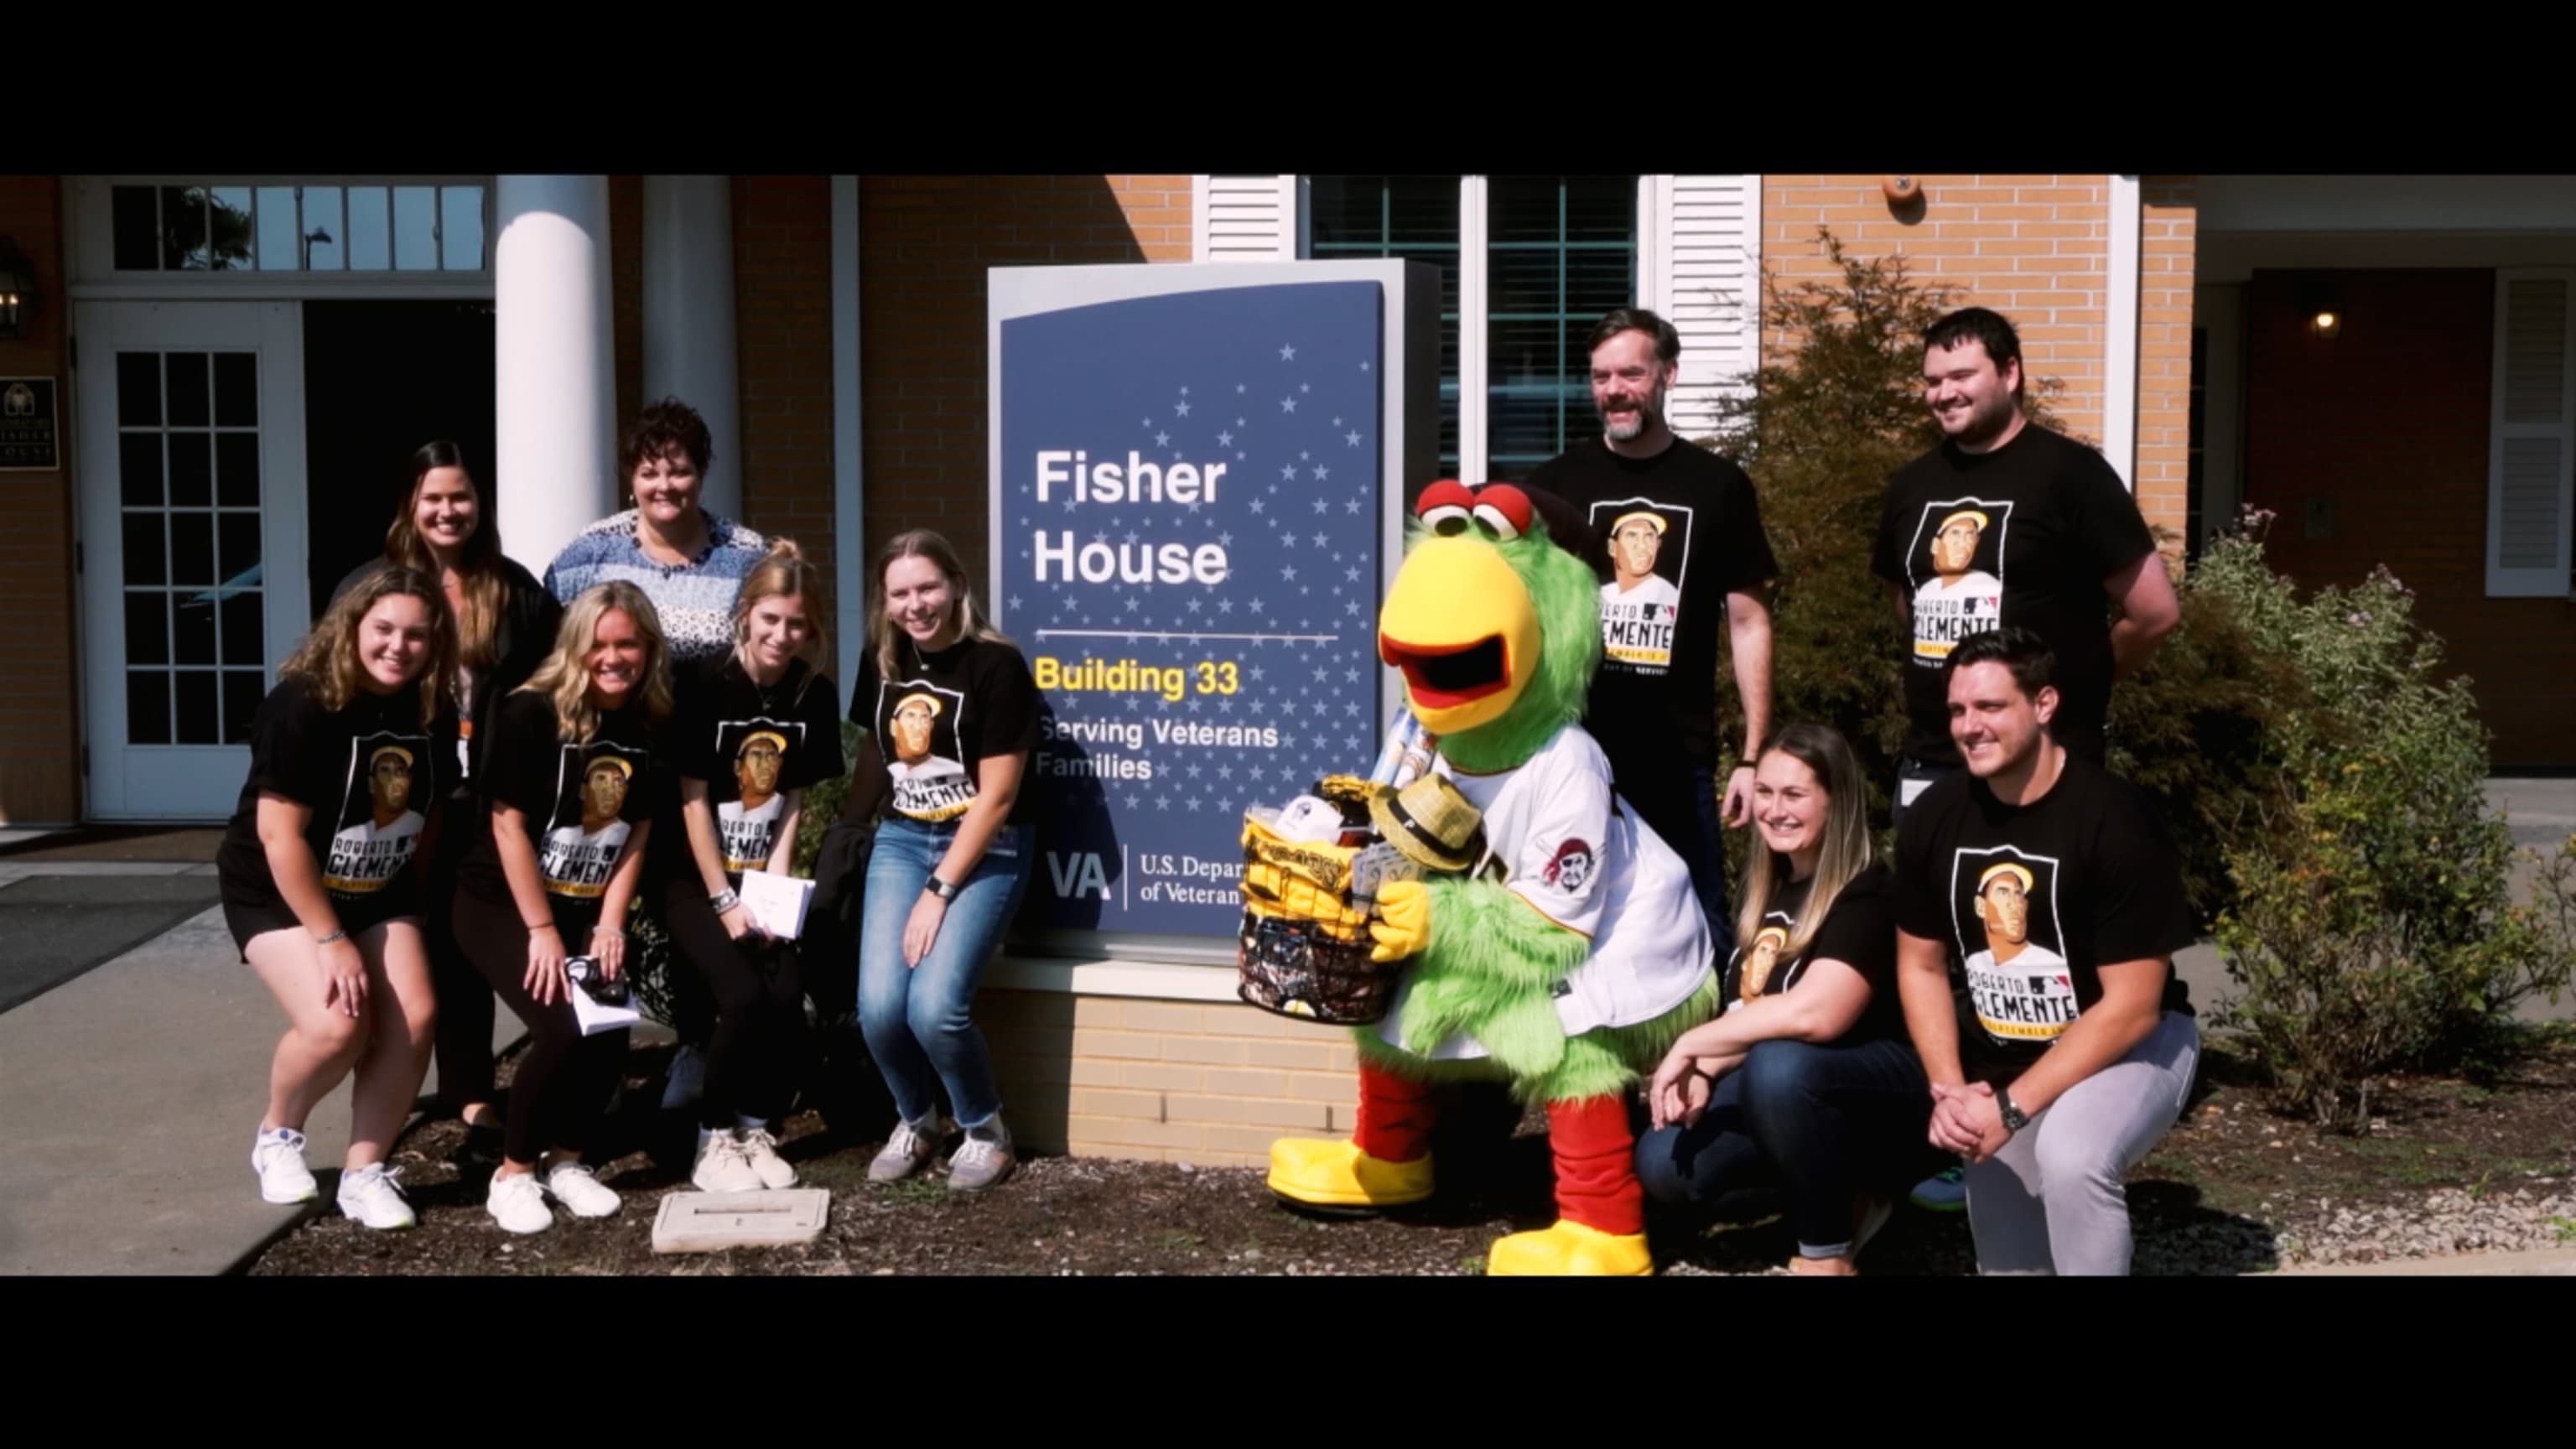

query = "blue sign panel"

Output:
[[997, 279, 1390, 938]]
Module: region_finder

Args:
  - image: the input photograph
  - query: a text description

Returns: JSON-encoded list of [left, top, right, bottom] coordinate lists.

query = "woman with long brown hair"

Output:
[[220, 568, 455, 1229], [336, 441, 561, 1166], [1633, 721, 1936, 1274]]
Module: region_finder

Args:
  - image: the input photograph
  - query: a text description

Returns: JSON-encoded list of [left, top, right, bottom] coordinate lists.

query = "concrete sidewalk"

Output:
[[2260, 1246, 2576, 1277], [0, 861, 513, 1276]]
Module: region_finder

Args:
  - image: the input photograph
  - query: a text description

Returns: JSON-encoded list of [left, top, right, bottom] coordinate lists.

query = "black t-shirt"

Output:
[[330, 555, 563, 788], [849, 636, 1039, 826], [216, 675, 444, 926], [1871, 423, 2156, 767], [667, 652, 846, 882], [1892, 753, 2196, 1087], [459, 689, 664, 933], [1722, 862, 1903, 1044], [1519, 438, 1779, 778]]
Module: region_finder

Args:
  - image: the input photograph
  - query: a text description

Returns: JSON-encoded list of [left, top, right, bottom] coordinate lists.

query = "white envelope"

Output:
[[740, 869, 817, 941]]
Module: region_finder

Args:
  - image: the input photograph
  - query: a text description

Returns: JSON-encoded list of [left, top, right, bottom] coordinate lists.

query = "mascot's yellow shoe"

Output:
[[1267, 1137, 1435, 1210], [1486, 1219, 1654, 1276]]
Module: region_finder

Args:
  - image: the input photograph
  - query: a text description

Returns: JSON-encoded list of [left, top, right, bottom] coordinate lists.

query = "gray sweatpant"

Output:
[[1965, 1010, 2199, 1275]]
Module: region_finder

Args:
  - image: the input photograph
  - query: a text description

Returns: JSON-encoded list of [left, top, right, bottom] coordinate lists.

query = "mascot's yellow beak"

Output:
[[1379, 534, 1540, 735]]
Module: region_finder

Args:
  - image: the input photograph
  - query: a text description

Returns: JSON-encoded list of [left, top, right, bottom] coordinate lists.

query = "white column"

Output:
[[495, 175, 615, 576], [642, 175, 744, 522], [2105, 174, 2142, 491]]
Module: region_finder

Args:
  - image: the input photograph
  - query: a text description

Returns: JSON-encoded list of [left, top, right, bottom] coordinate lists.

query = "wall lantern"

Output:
[[2298, 271, 2343, 340], [0, 236, 33, 341]]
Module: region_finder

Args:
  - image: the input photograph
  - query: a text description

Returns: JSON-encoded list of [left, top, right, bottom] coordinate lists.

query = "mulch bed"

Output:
[[249, 1031, 2576, 1276]]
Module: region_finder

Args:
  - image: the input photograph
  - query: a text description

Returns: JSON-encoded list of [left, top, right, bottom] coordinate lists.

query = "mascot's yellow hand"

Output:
[[1368, 880, 1433, 963]]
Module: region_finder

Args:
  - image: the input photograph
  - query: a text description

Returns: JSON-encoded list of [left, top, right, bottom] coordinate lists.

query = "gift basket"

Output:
[[1233, 713, 1483, 1025]]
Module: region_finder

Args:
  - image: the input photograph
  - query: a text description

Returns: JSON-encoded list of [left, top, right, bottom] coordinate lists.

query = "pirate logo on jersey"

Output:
[[1948, 847, 2076, 1044], [1902, 497, 2011, 666], [538, 737, 652, 899], [323, 733, 434, 896], [875, 680, 974, 822], [714, 716, 805, 877], [1584, 496, 1694, 676]]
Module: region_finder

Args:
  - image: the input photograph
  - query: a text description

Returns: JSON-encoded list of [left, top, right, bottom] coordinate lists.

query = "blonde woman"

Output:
[[1635, 722, 1935, 1275], [660, 540, 845, 1192], [219, 568, 454, 1229], [849, 530, 1037, 1192], [449, 583, 673, 1233]]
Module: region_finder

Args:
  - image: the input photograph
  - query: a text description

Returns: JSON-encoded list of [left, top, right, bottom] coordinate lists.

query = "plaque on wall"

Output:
[[0, 377, 60, 471]]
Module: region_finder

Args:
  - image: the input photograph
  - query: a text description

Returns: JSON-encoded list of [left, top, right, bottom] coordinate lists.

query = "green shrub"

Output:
[[2192, 517, 2575, 1127]]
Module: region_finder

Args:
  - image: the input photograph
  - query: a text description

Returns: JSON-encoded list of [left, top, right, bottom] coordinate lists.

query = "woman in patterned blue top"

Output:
[[543, 397, 768, 1102], [542, 397, 769, 666]]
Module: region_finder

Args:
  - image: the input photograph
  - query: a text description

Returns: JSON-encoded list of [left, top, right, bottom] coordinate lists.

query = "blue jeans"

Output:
[[1688, 763, 1736, 953], [856, 817, 1034, 1132], [1635, 1036, 1935, 1256]]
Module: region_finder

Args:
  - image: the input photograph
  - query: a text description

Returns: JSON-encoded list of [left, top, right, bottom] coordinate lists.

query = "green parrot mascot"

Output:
[[1267, 480, 1720, 1275]]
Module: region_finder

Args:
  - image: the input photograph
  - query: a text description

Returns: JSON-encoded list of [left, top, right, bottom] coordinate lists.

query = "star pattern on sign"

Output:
[[1156, 431, 1170, 447], [1218, 430, 1233, 447], [1279, 344, 1296, 361], [1280, 463, 1298, 481], [1280, 396, 1298, 413], [1176, 399, 1192, 417], [1347, 430, 1363, 447]]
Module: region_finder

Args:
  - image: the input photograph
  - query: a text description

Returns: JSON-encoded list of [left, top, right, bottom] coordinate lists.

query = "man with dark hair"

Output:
[[1875, 306, 2177, 816], [1521, 306, 1777, 946], [1890, 626, 2198, 1274]]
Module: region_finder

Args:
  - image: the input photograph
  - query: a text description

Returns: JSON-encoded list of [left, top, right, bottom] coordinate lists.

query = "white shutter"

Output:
[[1644, 174, 1763, 441], [2489, 268, 2576, 597], [1192, 175, 1297, 262]]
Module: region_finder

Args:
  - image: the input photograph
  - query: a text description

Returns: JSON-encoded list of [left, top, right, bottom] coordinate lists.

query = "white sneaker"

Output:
[[335, 1163, 417, 1230], [486, 1169, 553, 1234], [252, 1127, 319, 1205], [691, 1129, 763, 1193], [661, 1045, 707, 1110], [739, 1127, 797, 1190], [948, 1119, 1016, 1192], [868, 1116, 941, 1182], [543, 1161, 621, 1218]]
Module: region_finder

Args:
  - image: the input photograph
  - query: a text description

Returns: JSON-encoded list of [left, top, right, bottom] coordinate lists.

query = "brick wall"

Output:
[[856, 175, 1190, 607], [731, 176, 838, 630], [2241, 266, 2576, 765], [2137, 177, 2197, 554], [977, 988, 1362, 1167], [0, 177, 78, 823]]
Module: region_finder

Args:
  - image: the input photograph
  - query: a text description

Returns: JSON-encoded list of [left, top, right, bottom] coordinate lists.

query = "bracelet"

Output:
[[592, 926, 626, 940], [313, 927, 349, 946], [709, 888, 741, 913], [524, 920, 558, 934]]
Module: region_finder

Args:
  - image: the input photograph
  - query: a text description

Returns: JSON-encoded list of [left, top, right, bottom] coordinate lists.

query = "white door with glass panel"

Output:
[[77, 302, 308, 821]]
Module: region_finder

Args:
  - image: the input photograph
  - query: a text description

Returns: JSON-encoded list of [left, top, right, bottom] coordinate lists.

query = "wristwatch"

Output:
[[1998, 1088, 2030, 1134], [924, 875, 959, 901]]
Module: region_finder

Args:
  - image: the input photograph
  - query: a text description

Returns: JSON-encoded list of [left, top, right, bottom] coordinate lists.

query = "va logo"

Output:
[[1048, 851, 1111, 900]]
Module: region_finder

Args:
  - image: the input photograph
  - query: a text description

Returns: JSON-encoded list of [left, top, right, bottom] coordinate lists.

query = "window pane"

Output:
[[225, 671, 266, 745], [303, 187, 344, 271], [127, 671, 172, 745], [171, 512, 216, 588], [166, 354, 210, 428], [256, 187, 299, 272], [117, 351, 163, 428], [123, 513, 167, 586], [113, 187, 161, 271], [119, 432, 164, 507], [394, 186, 439, 270], [126, 590, 169, 666], [441, 186, 486, 269], [221, 587, 264, 666], [214, 353, 257, 427], [216, 433, 261, 507], [208, 187, 255, 271], [177, 670, 221, 744], [175, 590, 217, 663], [162, 186, 206, 270], [219, 512, 262, 584], [1486, 176, 1635, 475], [168, 431, 213, 506], [348, 187, 391, 270], [1310, 175, 1462, 474]]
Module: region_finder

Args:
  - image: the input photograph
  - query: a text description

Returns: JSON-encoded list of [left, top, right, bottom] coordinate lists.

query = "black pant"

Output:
[[423, 800, 497, 1112], [453, 889, 631, 1166], [662, 876, 806, 1130]]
